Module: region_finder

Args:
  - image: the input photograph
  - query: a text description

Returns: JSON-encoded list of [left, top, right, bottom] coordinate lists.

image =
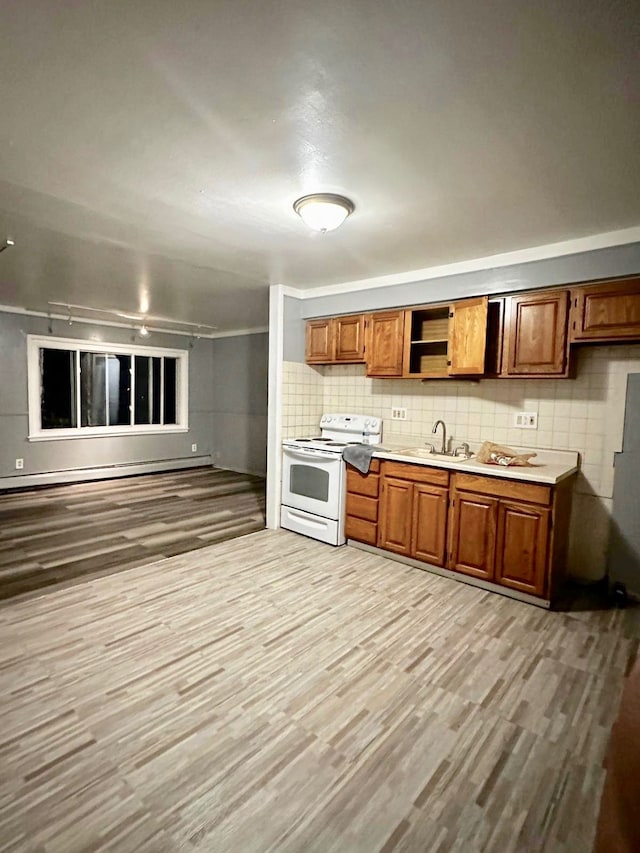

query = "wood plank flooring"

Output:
[[0, 528, 637, 852], [0, 467, 266, 600]]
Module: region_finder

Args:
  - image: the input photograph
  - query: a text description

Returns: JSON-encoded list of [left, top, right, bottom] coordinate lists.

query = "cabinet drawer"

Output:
[[346, 465, 380, 497], [452, 472, 551, 506], [346, 493, 378, 523], [345, 515, 378, 546], [381, 460, 449, 486]]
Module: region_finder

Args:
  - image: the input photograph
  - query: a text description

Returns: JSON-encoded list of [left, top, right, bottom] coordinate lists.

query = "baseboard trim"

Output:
[[347, 540, 552, 609], [0, 455, 213, 492], [215, 465, 266, 479]]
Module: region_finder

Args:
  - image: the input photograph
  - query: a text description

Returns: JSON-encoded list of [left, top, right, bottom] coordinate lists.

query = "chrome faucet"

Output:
[[432, 419, 447, 454]]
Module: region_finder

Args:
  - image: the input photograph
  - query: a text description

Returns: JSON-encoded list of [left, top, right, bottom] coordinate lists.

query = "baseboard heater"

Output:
[[0, 455, 213, 492]]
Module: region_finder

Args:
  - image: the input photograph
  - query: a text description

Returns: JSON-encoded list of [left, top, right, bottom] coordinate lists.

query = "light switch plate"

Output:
[[391, 407, 407, 420], [514, 412, 538, 429]]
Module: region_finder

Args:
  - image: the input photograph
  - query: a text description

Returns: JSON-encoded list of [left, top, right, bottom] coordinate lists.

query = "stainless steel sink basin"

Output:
[[395, 448, 472, 462]]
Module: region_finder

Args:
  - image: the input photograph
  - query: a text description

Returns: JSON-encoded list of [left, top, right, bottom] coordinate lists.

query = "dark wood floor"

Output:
[[0, 467, 266, 601]]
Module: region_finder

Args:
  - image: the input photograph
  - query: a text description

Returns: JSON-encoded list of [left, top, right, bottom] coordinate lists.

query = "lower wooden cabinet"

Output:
[[449, 472, 561, 600], [345, 459, 380, 546], [346, 458, 574, 605], [413, 484, 449, 564], [495, 501, 550, 596], [378, 476, 413, 556], [378, 461, 449, 567], [449, 491, 498, 580]]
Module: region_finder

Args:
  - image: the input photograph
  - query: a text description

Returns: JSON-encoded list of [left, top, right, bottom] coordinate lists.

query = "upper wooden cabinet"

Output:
[[334, 314, 366, 361], [365, 311, 404, 377], [305, 314, 365, 364], [304, 276, 638, 377], [402, 296, 489, 378], [306, 319, 333, 363], [449, 296, 489, 376], [570, 277, 640, 342], [503, 290, 570, 376]]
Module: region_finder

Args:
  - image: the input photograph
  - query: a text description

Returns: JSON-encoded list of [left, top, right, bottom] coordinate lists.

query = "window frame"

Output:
[[27, 335, 189, 440]]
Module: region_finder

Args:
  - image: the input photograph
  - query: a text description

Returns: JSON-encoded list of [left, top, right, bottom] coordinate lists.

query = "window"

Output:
[[28, 336, 188, 439]]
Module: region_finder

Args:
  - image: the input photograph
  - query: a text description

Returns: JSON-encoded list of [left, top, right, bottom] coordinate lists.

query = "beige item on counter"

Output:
[[476, 440, 537, 467]]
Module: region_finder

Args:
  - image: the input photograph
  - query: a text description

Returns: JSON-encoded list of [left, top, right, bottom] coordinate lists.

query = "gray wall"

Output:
[[285, 242, 640, 361], [608, 373, 640, 596], [0, 311, 215, 482], [210, 332, 268, 476], [283, 295, 305, 363]]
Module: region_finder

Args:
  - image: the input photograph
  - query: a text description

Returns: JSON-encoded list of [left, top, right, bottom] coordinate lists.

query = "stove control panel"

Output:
[[319, 413, 382, 444]]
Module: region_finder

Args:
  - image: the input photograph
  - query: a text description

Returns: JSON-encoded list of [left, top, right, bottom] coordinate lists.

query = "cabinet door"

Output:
[[378, 476, 413, 555], [449, 491, 498, 580], [448, 296, 488, 375], [570, 278, 640, 342], [495, 502, 550, 597], [412, 484, 448, 566], [334, 315, 366, 362], [306, 319, 333, 363], [505, 290, 569, 375], [365, 311, 404, 377], [484, 299, 506, 376]]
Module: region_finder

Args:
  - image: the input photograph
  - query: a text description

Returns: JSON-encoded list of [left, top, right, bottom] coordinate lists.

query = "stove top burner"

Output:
[[289, 437, 365, 447]]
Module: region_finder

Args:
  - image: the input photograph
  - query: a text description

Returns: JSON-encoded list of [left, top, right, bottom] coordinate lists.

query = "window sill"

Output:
[[28, 427, 189, 442]]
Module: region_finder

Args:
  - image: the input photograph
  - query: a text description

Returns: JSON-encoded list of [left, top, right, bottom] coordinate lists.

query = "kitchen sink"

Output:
[[395, 447, 472, 462]]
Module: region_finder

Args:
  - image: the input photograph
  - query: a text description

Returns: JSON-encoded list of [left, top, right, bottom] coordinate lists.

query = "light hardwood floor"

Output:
[[0, 468, 266, 600], [0, 529, 637, 852]]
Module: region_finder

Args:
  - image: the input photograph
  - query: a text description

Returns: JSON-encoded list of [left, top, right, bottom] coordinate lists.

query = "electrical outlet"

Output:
[[391, 407, 407, 420], [15, 458, 24, 470], [514, 412, 538, 429], [191, 443, 197, 453]]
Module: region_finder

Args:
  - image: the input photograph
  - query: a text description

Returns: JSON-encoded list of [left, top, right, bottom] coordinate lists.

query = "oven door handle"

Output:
[[283, 448, 341, 461]]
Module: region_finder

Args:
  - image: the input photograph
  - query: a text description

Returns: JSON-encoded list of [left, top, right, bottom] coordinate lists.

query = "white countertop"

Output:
[[371, 444, 579, 485]]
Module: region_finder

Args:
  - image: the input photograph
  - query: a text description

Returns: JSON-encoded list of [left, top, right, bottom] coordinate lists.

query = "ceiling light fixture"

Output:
[[293, 193, 355, 233], [0, 238, 15, 254], [139, 324, 150, 337]]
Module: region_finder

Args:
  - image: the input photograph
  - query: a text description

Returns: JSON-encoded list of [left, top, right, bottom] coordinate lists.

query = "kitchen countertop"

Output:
[[371, 445, 579, 485]]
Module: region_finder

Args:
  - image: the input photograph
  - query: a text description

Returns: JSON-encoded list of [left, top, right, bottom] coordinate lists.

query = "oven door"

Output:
[[281, 446, 344, 520]]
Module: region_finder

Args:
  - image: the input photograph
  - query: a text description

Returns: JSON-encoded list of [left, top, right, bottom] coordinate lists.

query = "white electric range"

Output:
[[280, 413, 382, 545]]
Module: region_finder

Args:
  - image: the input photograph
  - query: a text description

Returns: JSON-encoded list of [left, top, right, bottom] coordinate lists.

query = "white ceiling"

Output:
[[0, 0, 638, 332]]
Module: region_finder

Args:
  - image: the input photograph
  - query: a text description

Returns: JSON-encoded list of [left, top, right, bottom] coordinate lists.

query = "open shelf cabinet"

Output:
[[403, 306, 451, 377]]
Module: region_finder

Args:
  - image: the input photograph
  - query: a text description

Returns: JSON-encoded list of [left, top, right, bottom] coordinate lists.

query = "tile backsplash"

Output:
[[282, 344, 640, 582]]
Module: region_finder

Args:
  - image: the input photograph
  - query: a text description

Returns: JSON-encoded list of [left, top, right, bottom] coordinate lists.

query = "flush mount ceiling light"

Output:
[[293, 193, 355, 233]]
